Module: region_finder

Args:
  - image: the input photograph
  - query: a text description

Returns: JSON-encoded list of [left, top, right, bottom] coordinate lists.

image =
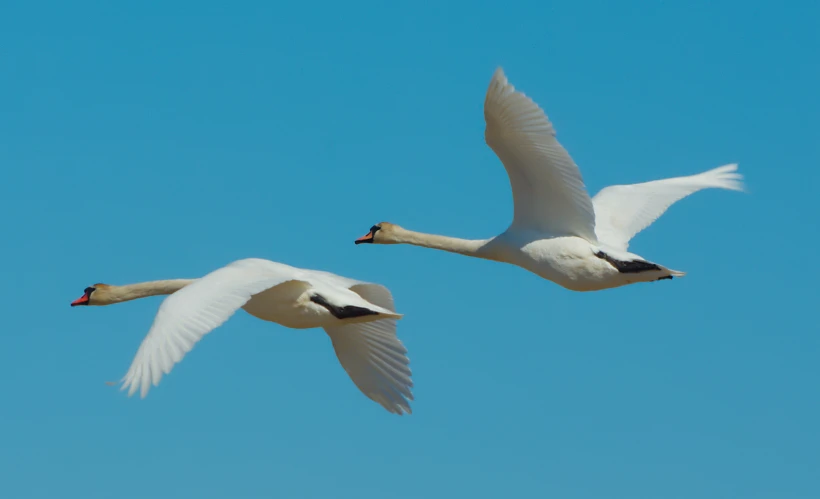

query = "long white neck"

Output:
[[102, 279, 196, 304], [390, 227, 493, 259]]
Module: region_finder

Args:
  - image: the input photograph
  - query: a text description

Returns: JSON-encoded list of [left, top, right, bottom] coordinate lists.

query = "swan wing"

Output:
[[592, 163, 744, 251], [324, 318, 412, 415], [120, 258, 306, 398], [484, 67, 597, 241], [279, 269, 410, 414]]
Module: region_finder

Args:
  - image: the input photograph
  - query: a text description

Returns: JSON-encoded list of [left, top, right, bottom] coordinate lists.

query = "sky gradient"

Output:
[[1, 1, 818, 498]]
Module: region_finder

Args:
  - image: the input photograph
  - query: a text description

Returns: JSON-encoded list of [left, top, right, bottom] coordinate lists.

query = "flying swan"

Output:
[[355, 68, 744, 292], [70, 258, 413, 415]]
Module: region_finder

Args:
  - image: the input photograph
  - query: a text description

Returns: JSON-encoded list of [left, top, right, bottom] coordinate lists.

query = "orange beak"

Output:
[[354, 231, 374, 244], [71, 293, 91, 307]]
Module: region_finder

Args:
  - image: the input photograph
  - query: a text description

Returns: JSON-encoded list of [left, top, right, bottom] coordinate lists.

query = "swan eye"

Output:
[[370, 225, 381, 233], [84, 287, 95, 294]]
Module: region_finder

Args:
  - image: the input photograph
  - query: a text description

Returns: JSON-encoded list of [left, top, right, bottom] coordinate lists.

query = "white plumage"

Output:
[[356, 68, 744, 291], [75, 258, 412, 415], [591, 164, 744, 252]]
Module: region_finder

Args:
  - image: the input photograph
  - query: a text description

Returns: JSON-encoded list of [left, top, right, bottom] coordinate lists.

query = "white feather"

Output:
[[592, 164, 745, 251], [359, 68, 745, 292], [117, 258, 413, 414], [484, 67, 598, 241], [325, 318, 413, 415]]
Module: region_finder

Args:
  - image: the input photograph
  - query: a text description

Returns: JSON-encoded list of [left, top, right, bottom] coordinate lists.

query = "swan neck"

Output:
[[395, 228, 489, 257], [105, 279, 196, 304]]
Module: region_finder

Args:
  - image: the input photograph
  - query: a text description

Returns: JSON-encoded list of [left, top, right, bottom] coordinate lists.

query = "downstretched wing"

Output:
[[120, 258, 306, 398], [484, 67, 598, 241], [592, 163, 744, 251], [308, 270, 411, 414], [324, 318, 413, 415]]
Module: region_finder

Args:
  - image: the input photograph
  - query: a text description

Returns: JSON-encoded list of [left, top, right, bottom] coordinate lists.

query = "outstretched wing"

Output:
[[120, 258, 305, 398], [324, 318, 413, 415], [592, 164, 744, 251], [484, 67, 598, 241]]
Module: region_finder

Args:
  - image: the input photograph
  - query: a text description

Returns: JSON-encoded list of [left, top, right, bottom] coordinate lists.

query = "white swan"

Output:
[[70, 258, 413, 415], [355, 68, 744, 292]]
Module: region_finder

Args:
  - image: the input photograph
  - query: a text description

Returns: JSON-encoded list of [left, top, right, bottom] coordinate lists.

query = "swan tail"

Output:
[[651, 265, 685, 282], [376, 311, 404, 320], [595, 250, 685, 282], [649, 267, 685, 283]]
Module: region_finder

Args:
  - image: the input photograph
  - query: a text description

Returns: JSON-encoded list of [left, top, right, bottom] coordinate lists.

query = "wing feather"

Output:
[[324, 319, 413, 415], [120, 259, 303, 398], [484, 68, 598, 240], [592, 163, 744, 251]]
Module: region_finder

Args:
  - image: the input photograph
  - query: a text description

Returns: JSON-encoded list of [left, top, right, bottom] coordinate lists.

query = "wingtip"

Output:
[[490, 67, 509, 88], [124, 380, 137, 397], [702, 163, 746, 193], [485, 67, 514, 119], [712, 163, 739, 175], [726, 163, 746, 192], [388, 402, 413, 416]]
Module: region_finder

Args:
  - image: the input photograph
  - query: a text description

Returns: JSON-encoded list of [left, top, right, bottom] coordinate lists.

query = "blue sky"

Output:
[[1, 1, 818, 498]]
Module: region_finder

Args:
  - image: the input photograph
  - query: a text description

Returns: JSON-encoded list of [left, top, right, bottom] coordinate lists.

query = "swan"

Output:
[[355, 68, 744, 292], [70, 258, 413, 415]]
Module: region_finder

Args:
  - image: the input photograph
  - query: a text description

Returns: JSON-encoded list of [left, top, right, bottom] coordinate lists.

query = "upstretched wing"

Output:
[[484, 67, 598, 241], [120, 258, 305, 398], [592, 163, 744, 251]]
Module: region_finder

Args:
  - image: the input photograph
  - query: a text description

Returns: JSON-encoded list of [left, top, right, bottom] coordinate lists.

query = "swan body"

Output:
[[71, 258, 413, 415], [486, 231, 681, 291], [356, 68, 744, 292]]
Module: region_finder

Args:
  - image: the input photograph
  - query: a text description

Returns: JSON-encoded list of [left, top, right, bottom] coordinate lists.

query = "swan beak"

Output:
[[70, 294, 90, 307], [355, 231, 375, 244]]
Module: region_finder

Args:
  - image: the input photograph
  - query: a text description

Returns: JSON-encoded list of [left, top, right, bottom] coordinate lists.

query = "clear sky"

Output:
[[1, 1, 818, 498]]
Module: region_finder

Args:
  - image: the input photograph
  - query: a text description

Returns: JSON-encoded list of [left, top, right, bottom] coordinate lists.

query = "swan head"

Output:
[[70, 283, 113, 306], [355, 222, 401, 245]]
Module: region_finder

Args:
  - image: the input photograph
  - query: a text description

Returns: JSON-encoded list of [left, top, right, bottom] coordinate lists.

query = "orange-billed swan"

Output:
[[70, 258, 413, 415], [355, 68, 744, 292]]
